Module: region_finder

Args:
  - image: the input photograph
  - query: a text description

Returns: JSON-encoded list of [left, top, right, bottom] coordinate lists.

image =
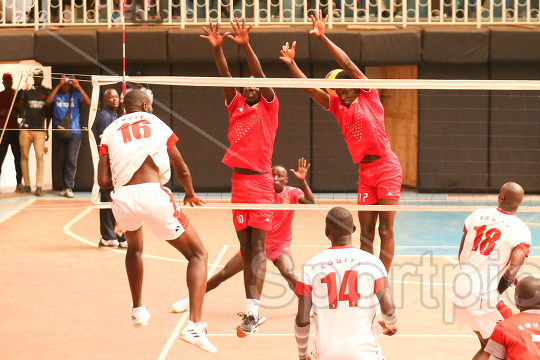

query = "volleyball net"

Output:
[[83, 75, 540, 212]]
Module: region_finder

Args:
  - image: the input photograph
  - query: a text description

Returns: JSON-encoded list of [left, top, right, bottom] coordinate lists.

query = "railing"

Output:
[[1, 0, 539, 29]]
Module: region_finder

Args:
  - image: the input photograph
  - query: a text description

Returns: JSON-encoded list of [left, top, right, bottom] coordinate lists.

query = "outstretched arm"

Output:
[[168, 144, 207, 207], [310, 10, 366, 80], [201, 22, 236, 104], [280, 41, 330, 109], [228, 18, 274, 102], [290, 158, 315, 204]]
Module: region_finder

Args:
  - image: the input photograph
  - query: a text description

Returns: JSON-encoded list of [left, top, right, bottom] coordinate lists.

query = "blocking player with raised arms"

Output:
[[294, 207, 398, 360], [452, 182, 531, 360], [279, 11, 402, 273], [97, 90, 216, 353], [485, 276, 540, 360], [173, 159, 315, 312], [201, 18, 279, 337]]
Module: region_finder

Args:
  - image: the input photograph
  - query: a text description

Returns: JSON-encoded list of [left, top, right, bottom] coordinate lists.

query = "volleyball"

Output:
[[325, 69, 344, 95]]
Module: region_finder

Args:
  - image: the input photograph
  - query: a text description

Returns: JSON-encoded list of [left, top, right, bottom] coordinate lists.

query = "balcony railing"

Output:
[[1, 0, 539, 28]]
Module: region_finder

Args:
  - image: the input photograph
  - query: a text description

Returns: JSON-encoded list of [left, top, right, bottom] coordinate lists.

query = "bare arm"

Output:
[[228, 18, 274, 102], [201, 22, 236, 104], [310, 10, 366, 80], [97, 154, 113, 189], [290, 158, 315, 204], [458, 231, 467, 260], [503, 246, 527, 282], [46, 75, 65, 105], [280, 41, 330, 109], [167, 144, 206, 207], [376, 288, 398, 336], [71, 79, 91, 106]]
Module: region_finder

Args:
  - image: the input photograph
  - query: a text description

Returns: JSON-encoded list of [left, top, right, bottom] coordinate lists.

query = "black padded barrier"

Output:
[[418, 63, 490, 192], [489, 63, 540, 192], [309, 31, 361, 63], [238, 30, 310, 62], [361, 29, 422, 66], [490, 29, 540, 63], [0, 30, 34, 61], [168, 29, 239, 63], [423, 28, 489, 64], [97, 29, 168, 63], [35, 29, 98, 66]]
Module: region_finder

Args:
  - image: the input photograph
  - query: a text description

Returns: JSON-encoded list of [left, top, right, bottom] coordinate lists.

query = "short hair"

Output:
[[326, 207, 354, 237], [272, 164, 287, 173], [124, 89, 150, 109], [335, 71, 351, 80]]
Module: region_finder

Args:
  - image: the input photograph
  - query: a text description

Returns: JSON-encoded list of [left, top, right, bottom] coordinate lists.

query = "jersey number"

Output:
[[118, 120, 152, 143], [320, 270, 360, 309], [471, 225, 502, 256]]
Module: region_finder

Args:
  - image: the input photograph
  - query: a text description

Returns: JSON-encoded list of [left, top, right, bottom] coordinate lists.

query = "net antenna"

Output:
[[87, 75, 540, 212], [121, 0, 127, 98]]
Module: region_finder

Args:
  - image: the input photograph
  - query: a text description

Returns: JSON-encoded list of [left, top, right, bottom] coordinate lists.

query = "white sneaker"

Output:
[[98, 238, 120, 247], [65, 188, 74, 198], [179, 321, 217, 353], [172, 298, 190, 313], [60, 188, 67, 196], [132, 305, 150, 328]]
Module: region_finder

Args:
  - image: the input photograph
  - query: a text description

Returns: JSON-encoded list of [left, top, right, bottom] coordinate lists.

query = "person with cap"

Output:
[[0, 72, 24, 193], [17, 69, 51, 196]]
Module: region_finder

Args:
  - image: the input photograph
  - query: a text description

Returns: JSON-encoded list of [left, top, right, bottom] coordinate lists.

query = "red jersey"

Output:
[[327, 89, 391, 163], [266, 185, 304, 248], [222, 91, 279, 173], [0, 89, 19, 129], [485, 310, 540, 360]]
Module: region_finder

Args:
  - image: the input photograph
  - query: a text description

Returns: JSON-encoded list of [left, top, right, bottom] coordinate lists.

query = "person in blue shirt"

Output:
[[46, 75, 91, 198], [92, 88, 126, 249]]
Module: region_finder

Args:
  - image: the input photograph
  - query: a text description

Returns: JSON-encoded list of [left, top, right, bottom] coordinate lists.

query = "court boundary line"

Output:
[[204, 333, 476, 338], [0, 197, 35, 225], [158, 244, 230, 360]]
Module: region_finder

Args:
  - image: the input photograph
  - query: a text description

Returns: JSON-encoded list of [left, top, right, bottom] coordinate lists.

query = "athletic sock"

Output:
[[246, 299, 260, 316]]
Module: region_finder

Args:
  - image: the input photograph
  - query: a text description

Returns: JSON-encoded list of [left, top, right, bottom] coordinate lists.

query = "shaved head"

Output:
[[124, 89, 152, 114], [498, 182, 524, 213], [325, 207, 355, 242], [515, 276, 540, 311]]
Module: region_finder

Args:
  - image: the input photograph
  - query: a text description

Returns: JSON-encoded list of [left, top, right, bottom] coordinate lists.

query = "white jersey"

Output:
[[453, 208, 531, 310], [295, 246, 389, 360], [99, 112, 178, 188]]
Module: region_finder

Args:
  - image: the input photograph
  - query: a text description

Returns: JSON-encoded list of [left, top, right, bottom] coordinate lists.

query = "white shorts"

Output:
[[454, 300, 512, 339], [111, 183, 189, 241]]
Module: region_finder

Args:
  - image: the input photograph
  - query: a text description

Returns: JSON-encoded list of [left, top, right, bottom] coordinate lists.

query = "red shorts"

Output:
[[237, 242, 292, 263], [357, 151, 402, 205], [231, 173, 274, 232]]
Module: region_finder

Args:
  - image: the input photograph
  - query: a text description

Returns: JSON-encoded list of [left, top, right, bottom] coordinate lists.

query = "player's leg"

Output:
[[358, 210, 379, 255], [238, 227, 268, 300], [167, 223, 208, 324], [472, 331, 490, 360], [124, 227, 144, 308], [273, 251, 297, 291], [377, 199, 397, 273], [206, 253, 244, 292]]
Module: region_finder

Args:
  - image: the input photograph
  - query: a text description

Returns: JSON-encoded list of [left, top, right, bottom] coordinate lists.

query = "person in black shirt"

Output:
[[18, 70, 51, 196]]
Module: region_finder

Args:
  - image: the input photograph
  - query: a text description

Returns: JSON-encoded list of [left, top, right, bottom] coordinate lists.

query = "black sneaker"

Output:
[[35, 187, 44, 197], [236, 312, 266, 338]]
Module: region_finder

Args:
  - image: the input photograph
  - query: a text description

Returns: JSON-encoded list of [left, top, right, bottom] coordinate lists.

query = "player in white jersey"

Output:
[[294, 207, 398, 360], [452, 182, 531, 360], [97, 90, 217, 353]]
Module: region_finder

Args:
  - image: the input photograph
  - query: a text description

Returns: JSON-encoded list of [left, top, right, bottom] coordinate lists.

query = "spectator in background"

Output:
[[92, 88, 126, 249], [46, 75, 91, 198], [0, 73, 24, 193], [18, 69, 51, 197]]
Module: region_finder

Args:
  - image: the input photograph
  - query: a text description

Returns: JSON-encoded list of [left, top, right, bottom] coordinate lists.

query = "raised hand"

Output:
[[201, 21, 230, 48], [378, 320, 398, 336], [279, 41, 296, 64], [309, 9, 328, 39], [183, 194, 207, 207], [290, 157, 311, 182], [227, 17, 253, 46]]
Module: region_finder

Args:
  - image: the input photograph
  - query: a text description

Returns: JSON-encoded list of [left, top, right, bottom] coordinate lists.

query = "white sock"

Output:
[[246, 299, 260, 315]]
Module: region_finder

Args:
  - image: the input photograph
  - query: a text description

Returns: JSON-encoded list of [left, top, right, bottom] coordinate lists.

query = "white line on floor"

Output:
[[0, 197, 35, 225]]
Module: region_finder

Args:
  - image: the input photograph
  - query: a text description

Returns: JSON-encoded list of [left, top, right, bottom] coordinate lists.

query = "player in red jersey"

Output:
[[97, 90, 216, 353], [485, 276, 540, 360], [452, 182, 531, 360], [294, 207, 398, 360], [172, 159, 315, 312], [279, 11, 402, 272], [201, 18, 279, 337]]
